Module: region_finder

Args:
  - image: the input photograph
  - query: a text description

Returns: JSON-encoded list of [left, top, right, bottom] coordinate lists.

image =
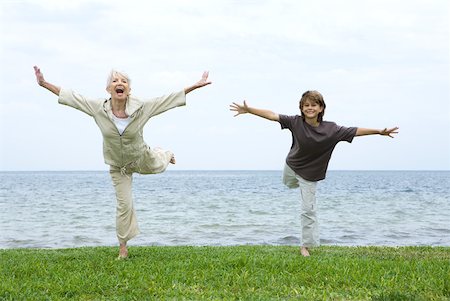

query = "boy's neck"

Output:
[[305, 117, 320, 127]]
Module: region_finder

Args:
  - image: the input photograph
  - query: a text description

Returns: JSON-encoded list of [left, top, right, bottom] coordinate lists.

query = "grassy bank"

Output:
[[1, 246, 449, 300]]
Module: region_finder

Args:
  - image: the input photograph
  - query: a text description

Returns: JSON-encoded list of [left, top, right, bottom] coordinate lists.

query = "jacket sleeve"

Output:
[[58, 88, 99, 117], [142, 90, 186, 118]]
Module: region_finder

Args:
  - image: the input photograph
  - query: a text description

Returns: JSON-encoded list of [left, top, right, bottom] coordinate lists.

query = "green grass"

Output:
[[1, 246, 449, 300]]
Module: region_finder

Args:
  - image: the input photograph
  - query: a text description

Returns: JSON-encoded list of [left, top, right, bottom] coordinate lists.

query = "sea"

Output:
[[0, 170, 449, 249]]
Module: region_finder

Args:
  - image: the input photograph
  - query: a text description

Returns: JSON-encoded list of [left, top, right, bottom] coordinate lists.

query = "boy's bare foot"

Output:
[[170, 155, 176, 164], [300, 246, 310, 257]]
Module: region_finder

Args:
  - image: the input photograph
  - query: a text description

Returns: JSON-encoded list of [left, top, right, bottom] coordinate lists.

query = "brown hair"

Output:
[[299, 90, 326, 122]]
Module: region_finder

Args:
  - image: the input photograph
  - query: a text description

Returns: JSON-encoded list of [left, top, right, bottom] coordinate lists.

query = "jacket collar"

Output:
[[103, 96, 143, 118]]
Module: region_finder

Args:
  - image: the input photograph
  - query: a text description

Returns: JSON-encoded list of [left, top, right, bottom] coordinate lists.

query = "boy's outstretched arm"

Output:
[[230, 101, 279, 121], [355, 127, 399, 138]]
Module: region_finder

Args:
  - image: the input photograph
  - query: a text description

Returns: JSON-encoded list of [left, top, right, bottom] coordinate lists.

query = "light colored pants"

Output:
[[110, 148, 173, 244], [283, 164, 319, 247]]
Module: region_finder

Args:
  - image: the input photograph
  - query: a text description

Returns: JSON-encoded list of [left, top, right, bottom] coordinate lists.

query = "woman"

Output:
[[230, 90, 398, 256], [34, 66, 211, 258]]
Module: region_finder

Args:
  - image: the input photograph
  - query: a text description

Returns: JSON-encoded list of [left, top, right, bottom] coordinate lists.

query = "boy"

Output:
[[230, 90, 398, 256]]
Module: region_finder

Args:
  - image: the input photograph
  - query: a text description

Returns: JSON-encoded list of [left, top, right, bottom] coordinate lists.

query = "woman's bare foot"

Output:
[[170, 155, 176, 164], [118, 243, 128, 259], [300, 246, 310, 257]]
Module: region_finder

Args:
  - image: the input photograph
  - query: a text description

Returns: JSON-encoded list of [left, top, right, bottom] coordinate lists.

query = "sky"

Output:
[[0, 0, 449, 171]]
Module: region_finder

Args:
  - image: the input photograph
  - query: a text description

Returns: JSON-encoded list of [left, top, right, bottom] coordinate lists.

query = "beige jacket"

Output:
[[58, 88, 186, 169]]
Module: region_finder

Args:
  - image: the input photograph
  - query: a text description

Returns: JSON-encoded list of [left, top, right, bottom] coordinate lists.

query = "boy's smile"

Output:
[[301, 100, 323, 123]]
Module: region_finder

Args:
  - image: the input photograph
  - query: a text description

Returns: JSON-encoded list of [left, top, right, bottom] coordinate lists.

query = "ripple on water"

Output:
[[1, 170, 449, 248]]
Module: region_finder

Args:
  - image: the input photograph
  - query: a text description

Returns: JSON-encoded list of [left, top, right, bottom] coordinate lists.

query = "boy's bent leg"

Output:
[[110, 167, 140, 250], [282, 164, 299, 189], [297, 175, 319, 248]]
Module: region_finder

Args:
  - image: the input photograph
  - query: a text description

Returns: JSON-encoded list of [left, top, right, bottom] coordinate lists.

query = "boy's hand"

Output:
[[230, 101, 250, 117], [380, 127, 399, 138]]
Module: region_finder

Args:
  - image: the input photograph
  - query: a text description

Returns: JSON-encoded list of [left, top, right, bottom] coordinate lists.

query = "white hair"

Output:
[[106, 69, 131, 88]]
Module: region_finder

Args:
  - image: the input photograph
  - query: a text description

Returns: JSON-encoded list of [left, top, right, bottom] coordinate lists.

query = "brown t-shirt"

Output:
[[279, 115, 357, 181]]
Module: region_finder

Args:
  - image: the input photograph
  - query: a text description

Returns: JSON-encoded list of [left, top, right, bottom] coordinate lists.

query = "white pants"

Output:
[[283, 164, 319, 247], [110, 148, 174, 244]]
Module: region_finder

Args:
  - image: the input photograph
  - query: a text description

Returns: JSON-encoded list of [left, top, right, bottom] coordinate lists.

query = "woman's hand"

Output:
[[32, 66, 61, 95], [184, 71, 211, 94], [33, 66, 45, 86], [195, 71, 211, 88]]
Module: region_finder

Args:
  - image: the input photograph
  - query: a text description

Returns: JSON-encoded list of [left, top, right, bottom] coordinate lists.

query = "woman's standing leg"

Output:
[[110, 167, 140, 258]]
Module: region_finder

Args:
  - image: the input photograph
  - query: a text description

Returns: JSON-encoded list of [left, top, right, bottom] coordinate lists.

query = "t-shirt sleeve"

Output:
[[279, 114, 295, 130], [335, 124, 358, 143]]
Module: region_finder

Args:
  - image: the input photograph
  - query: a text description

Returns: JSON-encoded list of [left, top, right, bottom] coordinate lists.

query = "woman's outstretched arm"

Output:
[[184, 71, 212, 94], [33, 66, 61, 96]]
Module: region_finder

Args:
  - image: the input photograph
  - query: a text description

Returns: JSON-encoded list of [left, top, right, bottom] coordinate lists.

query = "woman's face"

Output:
[[107, 74, 130, 101]]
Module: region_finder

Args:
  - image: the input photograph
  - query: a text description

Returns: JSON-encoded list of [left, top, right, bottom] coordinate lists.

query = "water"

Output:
[[0, 170, 449, 249]]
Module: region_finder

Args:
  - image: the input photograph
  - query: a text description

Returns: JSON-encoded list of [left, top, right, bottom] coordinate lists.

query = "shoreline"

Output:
[[2, 244, 450, 251]]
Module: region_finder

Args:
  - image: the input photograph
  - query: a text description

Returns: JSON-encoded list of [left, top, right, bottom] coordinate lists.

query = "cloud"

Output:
[[0, 0, 448, 170]]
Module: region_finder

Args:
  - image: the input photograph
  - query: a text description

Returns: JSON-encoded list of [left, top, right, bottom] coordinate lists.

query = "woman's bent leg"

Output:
[[136, 147, 174, 175], [110, 168, 140, 254]]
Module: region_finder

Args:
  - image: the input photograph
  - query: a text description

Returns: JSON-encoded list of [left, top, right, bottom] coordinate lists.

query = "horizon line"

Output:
[[0, 169, 449, 172]]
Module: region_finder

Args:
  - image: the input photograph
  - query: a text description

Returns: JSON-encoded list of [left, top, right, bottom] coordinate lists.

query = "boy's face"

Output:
[[107, 74, 130, 101], [301, 99, 323, 120]]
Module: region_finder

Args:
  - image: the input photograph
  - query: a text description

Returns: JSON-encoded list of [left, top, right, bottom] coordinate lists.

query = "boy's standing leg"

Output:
[[296, 175, 319, 256], [283, 164, 319, 256]]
